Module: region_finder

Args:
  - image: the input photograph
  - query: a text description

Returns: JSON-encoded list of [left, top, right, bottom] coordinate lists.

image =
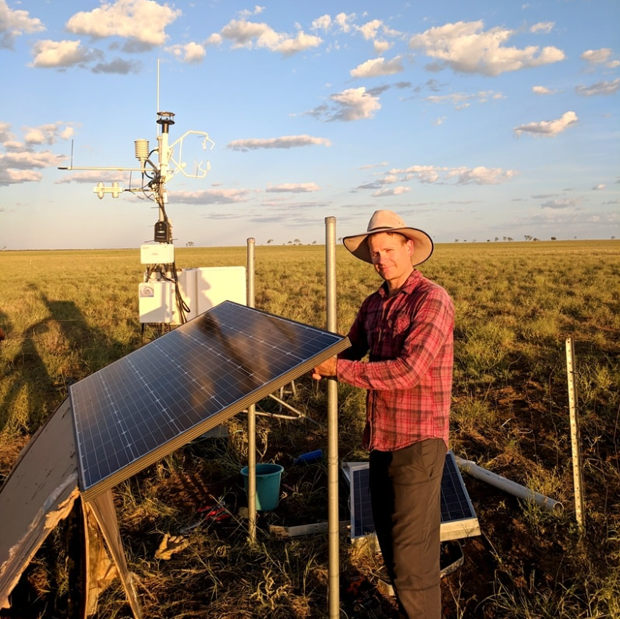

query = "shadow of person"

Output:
[[0, 286, 126, 436]]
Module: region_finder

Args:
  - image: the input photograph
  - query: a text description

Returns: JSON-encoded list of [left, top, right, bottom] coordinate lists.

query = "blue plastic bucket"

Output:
[[240, 463, 284, 511]]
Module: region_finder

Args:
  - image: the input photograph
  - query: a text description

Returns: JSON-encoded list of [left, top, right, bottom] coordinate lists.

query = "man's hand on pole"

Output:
[[312, 357, 337, 381]]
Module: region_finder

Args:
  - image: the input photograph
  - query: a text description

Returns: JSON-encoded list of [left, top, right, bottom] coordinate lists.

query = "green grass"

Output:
[[1, 240, 619, 618]]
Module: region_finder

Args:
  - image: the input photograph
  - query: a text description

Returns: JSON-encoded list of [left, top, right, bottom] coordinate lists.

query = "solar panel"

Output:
[[342, 451, 480, 541], [70, 301, 350, 501]]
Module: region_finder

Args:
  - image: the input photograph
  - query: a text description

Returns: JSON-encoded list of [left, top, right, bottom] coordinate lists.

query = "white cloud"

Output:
[[227, 135, 331, 151], [327, 87, 381, 121], [530, 22, 554, 34], [448, 166, 518, 185], [357, 19, 383, 41], [205, 32, 222, 46], [266, 183, 320, 193], [303, 87, 382, 122], [541, 197, 580, 209], [56, 170, 128, 184], [65, 0, 181, 46], [0, 149, 65, 185], [166, 42, 206, 63], [359, 162, 389, 170], [92, 58, 140, 74], [581, 48, 612, 64], [575, 78, 620, 97], [29, 39, 101, 68], [169, 188, 253, 204], [373, 40, 392, 55], [0, 168, 42, 185], [275, 31, 323, 56], [409, 20, 565, 76], [532, 85, 557, 95], [218, 19, 322, 56], [391, 164, 441, 184], [23, 122, 74, 145], [239, 6, 265, 18], [0, 121, 15, 143], [514, 111, 578, 137], [311, 15, 331, 31], [592, 184, 605, 190], [0, 0, 45, 49], [334, 13, 356, 34], [372, 186, 411, 197], [311, 13, 359, 34], [423, 90, 505, 108], [385, 164, 517, 185], [350, 56, 404, 78]]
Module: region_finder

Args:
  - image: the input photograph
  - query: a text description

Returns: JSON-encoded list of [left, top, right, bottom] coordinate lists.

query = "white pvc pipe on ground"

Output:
[[456, 457, 563, 513]]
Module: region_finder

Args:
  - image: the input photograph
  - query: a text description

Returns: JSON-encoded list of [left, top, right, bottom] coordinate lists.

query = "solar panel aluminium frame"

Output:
[[70, 301, 350, 501], [342, 451, 481, 542]]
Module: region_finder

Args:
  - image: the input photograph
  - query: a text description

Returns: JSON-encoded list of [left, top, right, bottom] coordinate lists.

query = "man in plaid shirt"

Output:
[[313, 210, 454, 619]]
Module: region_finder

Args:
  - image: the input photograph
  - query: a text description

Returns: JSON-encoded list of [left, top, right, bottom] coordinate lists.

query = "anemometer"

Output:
[[59, 63, 248, 333], [58, 66, 222, 330], [58, 108, 214, 245]]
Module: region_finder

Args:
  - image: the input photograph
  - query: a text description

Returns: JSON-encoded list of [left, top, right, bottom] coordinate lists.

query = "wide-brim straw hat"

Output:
[[343, 210, 434, 265]]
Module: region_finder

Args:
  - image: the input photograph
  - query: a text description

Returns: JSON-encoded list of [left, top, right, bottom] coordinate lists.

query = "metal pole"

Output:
[[565, 336, 585, 533], [247, 238, 257, 543], [325, 217, 340, 618]]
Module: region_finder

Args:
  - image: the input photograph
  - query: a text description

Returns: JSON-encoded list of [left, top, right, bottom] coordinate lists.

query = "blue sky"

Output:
[[1, 0, 619, 250]]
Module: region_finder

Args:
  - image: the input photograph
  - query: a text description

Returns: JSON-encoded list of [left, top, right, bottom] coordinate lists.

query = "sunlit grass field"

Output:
[[1, 240, 619, 618]]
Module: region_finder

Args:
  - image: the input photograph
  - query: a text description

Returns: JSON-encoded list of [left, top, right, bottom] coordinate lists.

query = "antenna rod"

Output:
[[157, 58, 161, 134]]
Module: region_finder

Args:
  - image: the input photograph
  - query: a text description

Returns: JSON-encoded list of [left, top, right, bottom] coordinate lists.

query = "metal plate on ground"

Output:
[[70, 301, 349, 500]]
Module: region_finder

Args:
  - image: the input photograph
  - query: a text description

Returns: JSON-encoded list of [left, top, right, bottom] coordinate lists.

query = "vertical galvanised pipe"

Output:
[[247, 238, 257, 543], [325, 217, 340, 618]]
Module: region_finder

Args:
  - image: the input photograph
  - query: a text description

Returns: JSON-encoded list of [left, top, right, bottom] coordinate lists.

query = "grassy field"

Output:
[[0, 240, 619, 618]]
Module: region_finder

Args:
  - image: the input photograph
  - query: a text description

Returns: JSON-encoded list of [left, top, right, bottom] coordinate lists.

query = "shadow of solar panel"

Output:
[[70, 301, 350, 501], [342, 451, 480, 541]]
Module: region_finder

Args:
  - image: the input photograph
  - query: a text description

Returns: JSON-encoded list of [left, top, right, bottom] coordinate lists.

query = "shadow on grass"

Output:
[[0, 285, 124, 434]]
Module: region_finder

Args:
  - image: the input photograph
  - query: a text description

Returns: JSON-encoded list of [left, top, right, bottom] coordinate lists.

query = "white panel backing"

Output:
[[196, 266, 246, 313]]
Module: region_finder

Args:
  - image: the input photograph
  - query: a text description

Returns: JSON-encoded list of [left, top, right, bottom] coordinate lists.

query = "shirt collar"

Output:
[[377, 269, 421, 298]]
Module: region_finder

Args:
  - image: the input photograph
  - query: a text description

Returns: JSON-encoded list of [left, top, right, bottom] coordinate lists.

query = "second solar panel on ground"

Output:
[[342, 451, 480, 541], [70, 301, 350, 501]]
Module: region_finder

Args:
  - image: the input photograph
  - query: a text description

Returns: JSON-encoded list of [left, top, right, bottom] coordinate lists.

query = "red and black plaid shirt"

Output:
[[337, 270, 454, 452]]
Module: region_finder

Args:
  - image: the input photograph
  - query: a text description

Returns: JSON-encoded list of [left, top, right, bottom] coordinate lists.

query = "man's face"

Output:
[[367, 232, 414, 287]]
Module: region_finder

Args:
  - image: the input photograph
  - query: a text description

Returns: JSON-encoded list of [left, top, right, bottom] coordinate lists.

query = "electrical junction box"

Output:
[[140, 243, 175, 265], [139, 281, 174, 323]]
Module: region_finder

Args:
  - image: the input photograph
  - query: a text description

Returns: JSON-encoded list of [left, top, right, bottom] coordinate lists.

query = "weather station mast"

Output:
[[59, 101, 216, 332]]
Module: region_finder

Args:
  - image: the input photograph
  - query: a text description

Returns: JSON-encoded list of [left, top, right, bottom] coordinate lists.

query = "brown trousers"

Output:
[[369, 438, 446, 619]]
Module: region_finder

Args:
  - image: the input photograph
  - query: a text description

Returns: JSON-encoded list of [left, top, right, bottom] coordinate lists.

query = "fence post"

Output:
[[565, 336, 585, 533]]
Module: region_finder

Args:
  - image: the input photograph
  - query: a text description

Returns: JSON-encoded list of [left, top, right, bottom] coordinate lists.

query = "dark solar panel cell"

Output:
[[71, 301, 349, 500]]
